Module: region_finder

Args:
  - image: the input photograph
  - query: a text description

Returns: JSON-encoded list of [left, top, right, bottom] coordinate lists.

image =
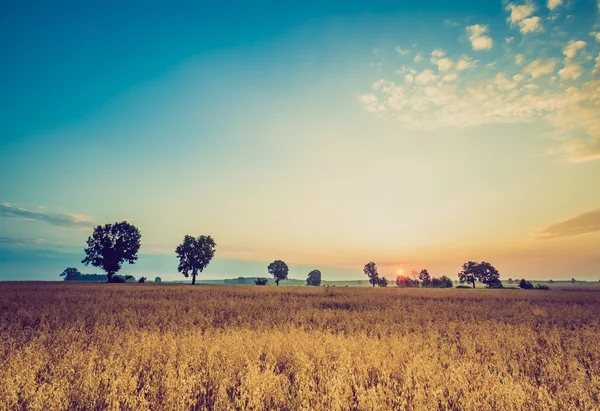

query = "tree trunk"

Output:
[[192, 274, 196, 285], [472, 280, 475, 288], [276, 279, 279, 286], [106, 272, 114, 283]]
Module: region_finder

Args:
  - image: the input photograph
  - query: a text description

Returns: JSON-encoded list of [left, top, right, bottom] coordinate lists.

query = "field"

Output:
[[1, 283, 600, 410]]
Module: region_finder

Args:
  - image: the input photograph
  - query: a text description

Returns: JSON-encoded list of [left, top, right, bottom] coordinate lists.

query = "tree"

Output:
[[431, 275, 453, 288], [82, 221, 141, 282], [548, 279, 554, 284], [364, 261, 379, 287], [396, 275, 419, 288], [378, 277, 389, 287], [60, 267, 82, 281], [419, 269, 431, 287], [175, 235, 216, 285], [507, 278, 514, 284], [306, 269, 322, 286], [268, 260, 288, 286], [458, 261, 500, 288], [255, 277, 268, 285], [138, 277, 147, 283], [571, 278, 576, 284], [519, 279, 534, 289]]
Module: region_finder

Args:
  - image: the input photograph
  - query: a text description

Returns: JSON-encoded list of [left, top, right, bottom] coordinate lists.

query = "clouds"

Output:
[[523, 59, 557, 78], [0, 237, 45, 245], [506, 3, 542, 33], [563, 40, 586, 59], [538, 208, 600, 239], [466, 25, 493, 50], [547, 0, 563, 10], [0, 203, 96, 229]]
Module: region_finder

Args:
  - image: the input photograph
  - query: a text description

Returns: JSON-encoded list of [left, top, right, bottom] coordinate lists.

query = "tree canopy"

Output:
[[306, 269, 322, 286], [60, 267, 82, 281], [175, 235, 216, 285], [82, 221, 141, 282], [458, 261, 500, 288], [268, 260, 288, 285], [363, 261, 379, 287], [419, 269, 431, 287]]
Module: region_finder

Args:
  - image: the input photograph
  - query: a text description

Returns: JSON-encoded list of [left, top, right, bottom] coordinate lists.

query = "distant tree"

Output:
[[419, 269, 432, 287], [60, 267, 82, 281], [82, 221, 141, 282], [458, 261, 500, 288], [431, 275, 453, 288], [175, 235, 217, 285], [268, 260, 288, 286], [255, 277, 268, 285], [154, 277, 162, 284], [378, 277, 388, 287], [306, 269, 322, 286], [548, 279, 554, 284], [396, 275, 419, 288], [138, 277, 147, 283], [571, 278, 576, 284], [519, 279, 534, 289], [364, 261, 379, 287], [507, 278, 514, 284]]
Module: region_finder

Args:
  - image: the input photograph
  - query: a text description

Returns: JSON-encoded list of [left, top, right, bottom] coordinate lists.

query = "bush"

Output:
[[378, 277, 388, 287], [396, 276, 420, 288], [254, 278, 268, 286], [456, 285, 471, 289], [535, 284, 550, 290], [431, 275, 453, 288], [519, 279, 534, 290], [138, 277, 147, 283]]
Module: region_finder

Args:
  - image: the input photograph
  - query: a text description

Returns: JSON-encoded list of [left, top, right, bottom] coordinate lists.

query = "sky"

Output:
[[1, 0, 599, 282]]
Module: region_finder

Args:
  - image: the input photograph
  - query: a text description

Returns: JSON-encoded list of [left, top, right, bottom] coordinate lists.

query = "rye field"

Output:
[[1, 283, 600, 410]]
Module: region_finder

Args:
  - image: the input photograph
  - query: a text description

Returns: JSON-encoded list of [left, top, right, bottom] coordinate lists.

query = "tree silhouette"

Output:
[[458, 261, 500, 288], [268, 260, 288, 285], [419, 269, 431, 287], [255, 277, 268, 285], [306, 269, 322, 286], [378, 277, 388, 287], [363, 261, 379, 287], [175, 235, 216, 285], [571, 278, 576, 284], [60, 267, 81, 281], [82, 221, 141, 282]]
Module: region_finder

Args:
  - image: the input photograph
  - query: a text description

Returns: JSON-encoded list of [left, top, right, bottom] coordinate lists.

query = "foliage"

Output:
[[535, 284, 550, 290], [456, 284, 472, 289], [154, 277, 162, 284], [82, 221, 142, 282], [431, 275, 453, 288], [519, 279, 534, 290], [267, 260, 289, 286], [363, 261, 379, 287], [396, 275, 419, 288], [419, 269, 432, 287], [254, 277, 269, 286], [138, 277, 147, 283], [378, 277, 388, 287], [306, 269, 322, 286], [507, 278, 514, 284], [458, 261, 500, 288], [2, 284, 600, 410], [175, 235, 216, 285], [59, 267, 82, 281]]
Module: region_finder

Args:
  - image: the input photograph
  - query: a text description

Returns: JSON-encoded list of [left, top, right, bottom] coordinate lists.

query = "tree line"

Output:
[[66, 221, 506, 288]]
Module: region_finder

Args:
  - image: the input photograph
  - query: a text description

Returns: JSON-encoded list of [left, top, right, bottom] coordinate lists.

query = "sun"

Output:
[[396, 269, 404, 276]]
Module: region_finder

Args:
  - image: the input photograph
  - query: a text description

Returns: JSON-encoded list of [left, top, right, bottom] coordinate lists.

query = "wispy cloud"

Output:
[[0, 203, 96, 229], [0, 237, 45, 245], [506, 3, 542, 33], [538, 208, 600, 239]]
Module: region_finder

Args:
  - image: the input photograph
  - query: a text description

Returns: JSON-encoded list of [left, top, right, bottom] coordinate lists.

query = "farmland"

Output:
[[1, 283, 600, 410]]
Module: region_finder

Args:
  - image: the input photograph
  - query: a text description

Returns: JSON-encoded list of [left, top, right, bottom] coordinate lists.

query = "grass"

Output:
[[1, 282, 599, 410]]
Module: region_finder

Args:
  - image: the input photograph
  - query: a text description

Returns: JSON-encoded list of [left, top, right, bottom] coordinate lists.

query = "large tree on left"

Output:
[[175, 235, 216, 285], [82, 221, 142, 282]]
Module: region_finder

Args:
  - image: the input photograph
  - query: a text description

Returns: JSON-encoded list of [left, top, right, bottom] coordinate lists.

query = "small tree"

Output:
[[571, 278, 576, 284], [60, 267, 82, 281], [507, 278, 514, 284], [154, 277, 162, 284], [458, 261, 500, 288], [175, 235, 216, 285], [431, 275, 453, 288], [268, 260, 288, 286], [364, 261, 379, 287], [378, 277, 389, 287], [519, 279, 534, 289], [419, 269, 431, 287], [306, 269, 322, 286], [138, 277, 147, 283], [255, 277, 268, 285], [82, 221, 142, 282], [396, 275, 419, 288]]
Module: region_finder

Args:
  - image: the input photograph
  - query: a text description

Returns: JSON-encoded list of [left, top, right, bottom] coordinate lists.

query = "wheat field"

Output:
[[1, 283, 599, 410]]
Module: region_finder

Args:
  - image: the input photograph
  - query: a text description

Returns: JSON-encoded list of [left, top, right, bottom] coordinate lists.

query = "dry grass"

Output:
[[1, 282, 600, 410]]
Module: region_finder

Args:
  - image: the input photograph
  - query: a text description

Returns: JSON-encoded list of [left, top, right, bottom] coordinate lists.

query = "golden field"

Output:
[[1, 283, 599, 410]]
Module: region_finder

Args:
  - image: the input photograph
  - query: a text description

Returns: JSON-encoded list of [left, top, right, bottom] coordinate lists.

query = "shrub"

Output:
[[138, 277, 147, 283], [396, 276, 419, 288], [456, 285, 471, 289], [535, 284, 550, 290], [519, 279, 534, 290], [431, 275, 453, 288], [254, 277, 268, 286]]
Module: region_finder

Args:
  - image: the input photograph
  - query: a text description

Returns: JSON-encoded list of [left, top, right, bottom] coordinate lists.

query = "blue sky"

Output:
[[1, 0, 600, 282]]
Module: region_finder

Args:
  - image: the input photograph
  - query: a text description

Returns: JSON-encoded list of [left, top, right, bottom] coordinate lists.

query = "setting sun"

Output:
[[397, 269, 404, 276]]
